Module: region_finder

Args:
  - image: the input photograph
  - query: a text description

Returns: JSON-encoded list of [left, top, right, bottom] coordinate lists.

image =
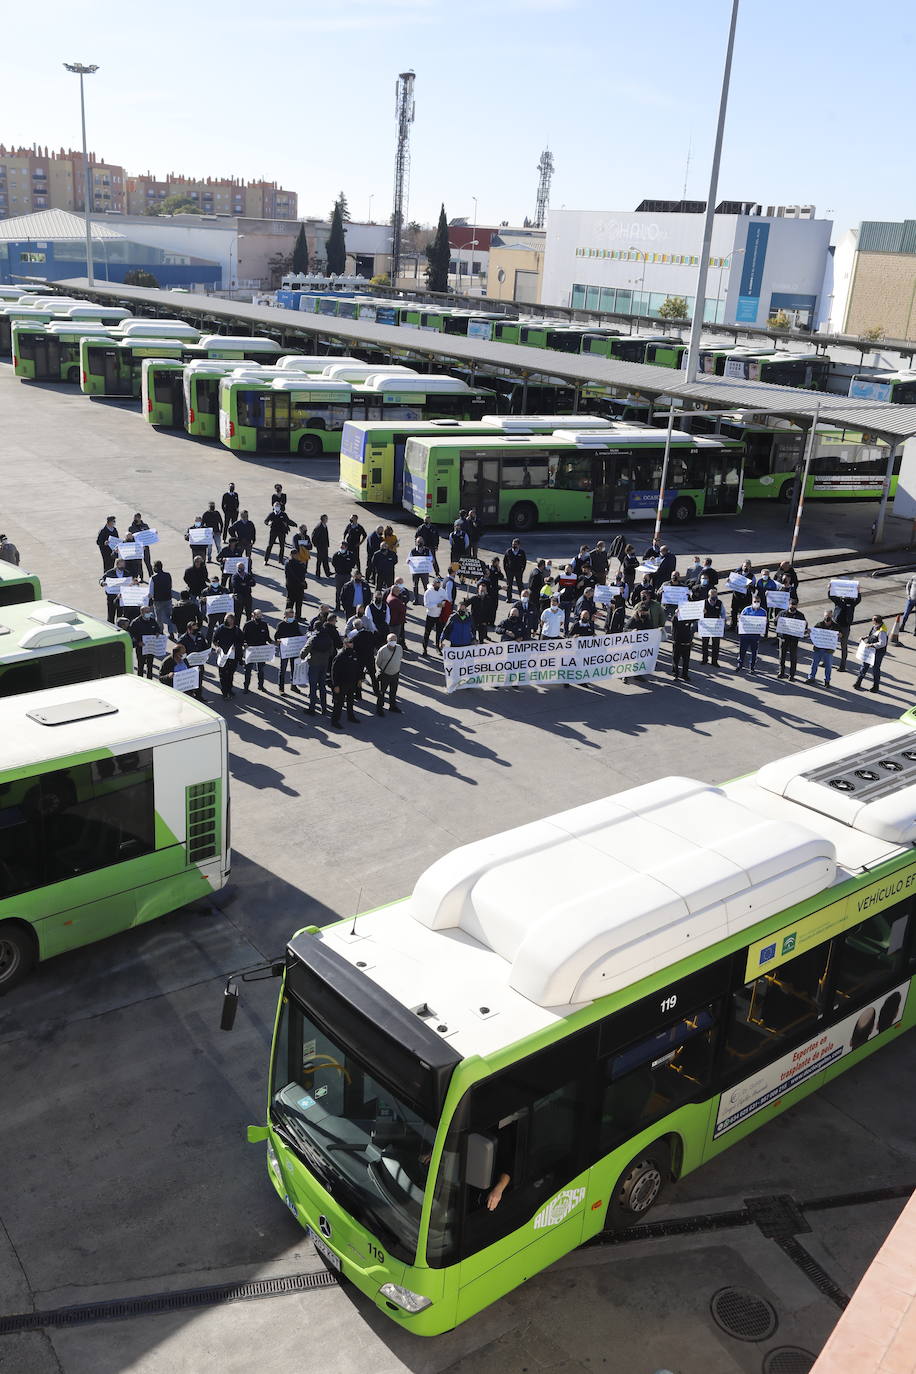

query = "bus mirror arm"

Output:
[[218, 959, 285, 1031]]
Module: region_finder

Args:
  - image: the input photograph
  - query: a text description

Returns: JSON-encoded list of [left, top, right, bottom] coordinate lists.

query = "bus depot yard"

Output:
[[3, 362, 916, 1374]]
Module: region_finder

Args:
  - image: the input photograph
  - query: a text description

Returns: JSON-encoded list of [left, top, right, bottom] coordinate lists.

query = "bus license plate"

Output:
[[307, 1226, 341, 1272]]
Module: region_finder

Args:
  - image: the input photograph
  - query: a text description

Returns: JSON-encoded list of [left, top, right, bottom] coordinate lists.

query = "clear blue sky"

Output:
[[2, 0, 912, 237]]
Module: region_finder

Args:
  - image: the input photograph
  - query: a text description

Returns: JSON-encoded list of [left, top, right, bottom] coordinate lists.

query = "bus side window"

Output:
[[832, 904, 912, 1011], [600, 1007, 717, 1152], [725, 944, 831, 1071]]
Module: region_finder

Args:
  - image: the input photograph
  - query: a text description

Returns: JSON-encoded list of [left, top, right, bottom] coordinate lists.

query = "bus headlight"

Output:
[[378, 1283, 432, 1314], [266, 1140, 283, 1187]]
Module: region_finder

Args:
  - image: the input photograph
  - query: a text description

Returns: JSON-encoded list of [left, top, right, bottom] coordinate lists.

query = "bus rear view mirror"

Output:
[[220, 980, 239, 1031], [464, 1132, 496, 1190]]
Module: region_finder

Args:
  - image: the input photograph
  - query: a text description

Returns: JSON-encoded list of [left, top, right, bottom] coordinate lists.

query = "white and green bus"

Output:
[[403, 428, 744, 530], [219, 374, 496, 458], [80, 324, 202, 397], [0, 601, 132, 697], [0, 672, 229, 991], [13, 321, 118, 383], [849, 371, 916, 405], [0, 560, 41, 607], [244, 721, 916, 1334], [340, 416, 615, 503]]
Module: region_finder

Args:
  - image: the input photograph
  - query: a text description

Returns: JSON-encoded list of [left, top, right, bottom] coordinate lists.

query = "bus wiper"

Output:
[[271, 1113, 333, 1187]]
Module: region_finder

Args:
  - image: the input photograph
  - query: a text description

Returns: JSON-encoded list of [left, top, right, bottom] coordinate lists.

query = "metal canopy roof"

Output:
[[58, 280, 916, 442]]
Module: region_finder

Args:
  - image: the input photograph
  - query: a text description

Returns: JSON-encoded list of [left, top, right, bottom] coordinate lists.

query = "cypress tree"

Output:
[[326, 201, 347, 275], [292, 223, 309, 273], [426, 204, 450, 293]]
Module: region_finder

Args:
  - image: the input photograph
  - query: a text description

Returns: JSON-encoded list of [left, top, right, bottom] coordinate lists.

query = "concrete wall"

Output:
[[845, 252, 916, 341], [487, 244, 544, 303]]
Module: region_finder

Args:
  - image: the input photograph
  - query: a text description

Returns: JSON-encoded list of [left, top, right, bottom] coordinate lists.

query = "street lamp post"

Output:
[[367, 195, 373, 223], [64, 62, 99, 287]]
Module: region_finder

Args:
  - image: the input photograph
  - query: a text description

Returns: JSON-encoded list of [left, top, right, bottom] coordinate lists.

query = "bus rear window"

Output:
[[0, 642, 126, 698]]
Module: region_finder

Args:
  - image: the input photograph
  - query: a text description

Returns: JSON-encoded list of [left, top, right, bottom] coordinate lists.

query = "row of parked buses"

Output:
[[0, 291, 899, 521], [0, 560, 230, 994]]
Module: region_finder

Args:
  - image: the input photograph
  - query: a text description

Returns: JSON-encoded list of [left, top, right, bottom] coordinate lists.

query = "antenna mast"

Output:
[[533, 147, 554, 229], [391, 69, 416, 286]]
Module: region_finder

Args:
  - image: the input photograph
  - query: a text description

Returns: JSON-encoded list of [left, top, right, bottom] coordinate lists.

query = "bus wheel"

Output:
[[605, 1143, 669, 1230], [508, 502, 537, 533], [0, 922, 35, 993], [66, 367, 80, 384], [778, 479, 796, 504], [668, 497, 695, 524], [298, 435, 323, 457]]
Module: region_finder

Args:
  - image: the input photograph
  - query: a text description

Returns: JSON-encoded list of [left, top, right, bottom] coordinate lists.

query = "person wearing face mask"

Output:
[[242, 609, 271, 693], [275, 608, 304, 695], [264, 503, 294, 566], [96, 515, 119, 572], [700, 587, 726, 668], [736, 595, 766, 674], [128, 603, 161, 678], [441, 602, 476, 648]]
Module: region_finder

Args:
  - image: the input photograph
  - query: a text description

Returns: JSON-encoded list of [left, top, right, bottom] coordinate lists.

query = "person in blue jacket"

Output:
[[441, 604, 476, 647], [736, 595, 767, 674]]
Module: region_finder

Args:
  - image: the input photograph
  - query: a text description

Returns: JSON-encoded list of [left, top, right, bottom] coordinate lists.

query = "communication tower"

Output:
[[391, 69, 416, 286], [533, 147, 554, 229]]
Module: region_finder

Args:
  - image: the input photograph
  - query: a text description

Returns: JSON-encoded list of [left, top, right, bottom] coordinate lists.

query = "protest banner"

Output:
[[810, 628, 840, 650], [676, 600, 703, 620], [766, 589, 791, 610], [855, 642, 876, 665], [698, 618, 726, 638], [119, 585, 149, 607], [636, 561, 660, 579], [457, 557, 487, 581], [293, 659, 311, 686], [188, 528, 213, 546], [104, 578, 132, 596], [106, 535, 121, 551], [592, 584, 613, 605], [244, 645, 276, 664], [222, 557, 245, 576], [206, 594, 235, 616], [407, 555, 435, 576], [279, 635, 308, 658], [171, 667, 200, 693], [776, 617, 806, 638], [441, 629, 662, 693], [660, 584, 689, 605], [133, 529, 159, 546], [828, 579, 859, 600], [141, 634, 168, 658], [117, 543, 142, 561], [727, 572, 750, 592], [184, 650, 211, 668], [738, 614, 766, 636]]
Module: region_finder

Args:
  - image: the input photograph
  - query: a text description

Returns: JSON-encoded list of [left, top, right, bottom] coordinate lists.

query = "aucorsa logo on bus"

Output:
[[533, 1187, 586, 1230]]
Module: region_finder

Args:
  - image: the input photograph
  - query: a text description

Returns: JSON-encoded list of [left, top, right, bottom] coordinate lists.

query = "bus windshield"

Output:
[[271, 995, 437, 1262]]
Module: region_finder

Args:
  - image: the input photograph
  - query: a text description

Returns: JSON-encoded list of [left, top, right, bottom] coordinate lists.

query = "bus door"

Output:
[[591, 454, 631, 521], [259, 392, 291, 452], [164, 373, 185, 426], [393, 439, 408, 502], [106, 348, 129, 395], [460, 458, 499, 521], [701, 449, 741, 514]]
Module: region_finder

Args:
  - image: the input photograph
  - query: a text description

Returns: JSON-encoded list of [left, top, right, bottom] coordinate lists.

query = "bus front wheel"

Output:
[[605, 1143, 669, 1230], [298, 435, 323, 457], [508, 502, 538, 533], [668, 497, 695, 525], [779, 479, 796, 504], [0, 922, 36, 993]]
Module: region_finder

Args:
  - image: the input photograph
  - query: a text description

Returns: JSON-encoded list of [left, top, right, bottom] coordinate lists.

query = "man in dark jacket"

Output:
[[701, 589, 726, 667], [503, 540, 527, 601], [332, 543, 356, 609], [200, 501, 224, 560], [128, 605, 161, 678], [465, 510, 481, 558], [264, 504, 294, 566], [829, 577, 861, 671], [441, 604, 476, 647], [284, 553, 308, 620], [369, 544, 397, 590], [311, 515, 332, 577], [242, 609, 271, 692], [271, 483, 288, 511], [415, 520, 440, 573], [177, 620, 210, 701], [588, 542, 610, 584], [573, 586, 599, 623], [228, 510, 256, 560], [96, 516, 119, 571], [274, 609, 304, 695], [172, 591, 199, 639], [231, 563, 255, 625], [300, 618, 340, 714], [527, 560, 549, 601], [343, 515, 367, 570], [221, 483, 240, 528], [499, 607, 527, 640], [149, 561, 175, 637], [184, 556, 209, 600], [341, 572, 371, 618], [468, 582, 491, 643], [365, 525, 385, 571], [650, 545, 676, 590], [330, 640, 361, 727], [367, 591, 390, 643], [670, 613, 695, 682]]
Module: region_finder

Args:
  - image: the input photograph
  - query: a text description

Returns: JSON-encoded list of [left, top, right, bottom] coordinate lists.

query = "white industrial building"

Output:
[[542, 200, 833, 329]]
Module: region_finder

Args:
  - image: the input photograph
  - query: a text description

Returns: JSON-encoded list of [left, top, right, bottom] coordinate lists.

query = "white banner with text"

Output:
[[441, 629, 663, 693]]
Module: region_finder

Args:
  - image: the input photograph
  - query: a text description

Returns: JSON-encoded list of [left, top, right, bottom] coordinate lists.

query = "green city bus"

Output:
[[402, 428, 743, 530], [849, 371, 916, 405], [340, 415, 616, 502], [13, 321, 117, 382], [142, 359, 187, 427], [0, 560, 40, 607], [0, 307, 69, 357], [81, 338, 191, 397], [245, 722, 916, 1334], [219, 374, 496, 458], [0, 601, 131, 697], [722, 350, 830, 389], [580, 333, 672, 363], [183, 361, 280, 438], [0, 672, 229, 991]]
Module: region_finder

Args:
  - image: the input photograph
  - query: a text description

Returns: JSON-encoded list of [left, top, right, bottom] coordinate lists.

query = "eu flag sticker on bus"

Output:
[[759, 943, 777, 965], [781, 933, 797, 956]]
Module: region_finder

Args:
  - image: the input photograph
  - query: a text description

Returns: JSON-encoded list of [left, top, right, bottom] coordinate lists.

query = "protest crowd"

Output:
[[91, 486, 895, 726]]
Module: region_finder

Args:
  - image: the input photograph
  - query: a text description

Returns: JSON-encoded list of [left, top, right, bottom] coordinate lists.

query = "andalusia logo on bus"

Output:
[[533, 1187, 587, 1230]]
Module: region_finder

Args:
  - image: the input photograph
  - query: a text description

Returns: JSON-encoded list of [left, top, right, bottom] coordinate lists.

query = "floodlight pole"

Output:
[[653, 404, 677, 546], [789, 403, 820, 563], [64, 62, 99, 288], [683, 0, 739, 381]]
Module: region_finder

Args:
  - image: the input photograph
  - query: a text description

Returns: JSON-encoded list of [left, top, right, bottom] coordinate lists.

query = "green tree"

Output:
[[861, 324, 884, 343], [768, 309, 791, 329], [146, 195, 201, 216], [657, 295, 689, 320], [426, 204, 451, 293], [325, 201, 347, 275], [336, 190, 350, 222], [123, 269, 159, 288], [291, 223, 310, 274], [370, 272, 391, 286]]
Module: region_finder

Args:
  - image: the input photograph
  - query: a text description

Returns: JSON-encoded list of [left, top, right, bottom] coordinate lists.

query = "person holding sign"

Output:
[[228, 510, 256, 561], [670, 609, 695, 682], [274, 609, 305, 695], [96, 516, 120, 572], [242, 610, 271, 693], [421, 579, 449, 654], [201, 501, 224, 559], [736, 596, 766, 674], [807, 610, 838, 688], [159, 643, 189, 689], [776, 600, 807, 681], [212, 614, 242, 699], [728, 560, 755, 631], [754, 569, 778, 638], [854, 616, 889, 694], [100, 558, 129, 624], [178, 621, 210, 700], [700, 588, 726, 668], [128, 514, 154, 576], [184, 556, 209, 602], [284, 553, 308, 621], [829, 577, 862, 672], [128, 605, 161, 679]]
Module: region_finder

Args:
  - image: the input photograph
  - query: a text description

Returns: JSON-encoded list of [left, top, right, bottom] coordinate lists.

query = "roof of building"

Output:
[[56, 280, 916, 440], [0, 210, 125, 241]]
